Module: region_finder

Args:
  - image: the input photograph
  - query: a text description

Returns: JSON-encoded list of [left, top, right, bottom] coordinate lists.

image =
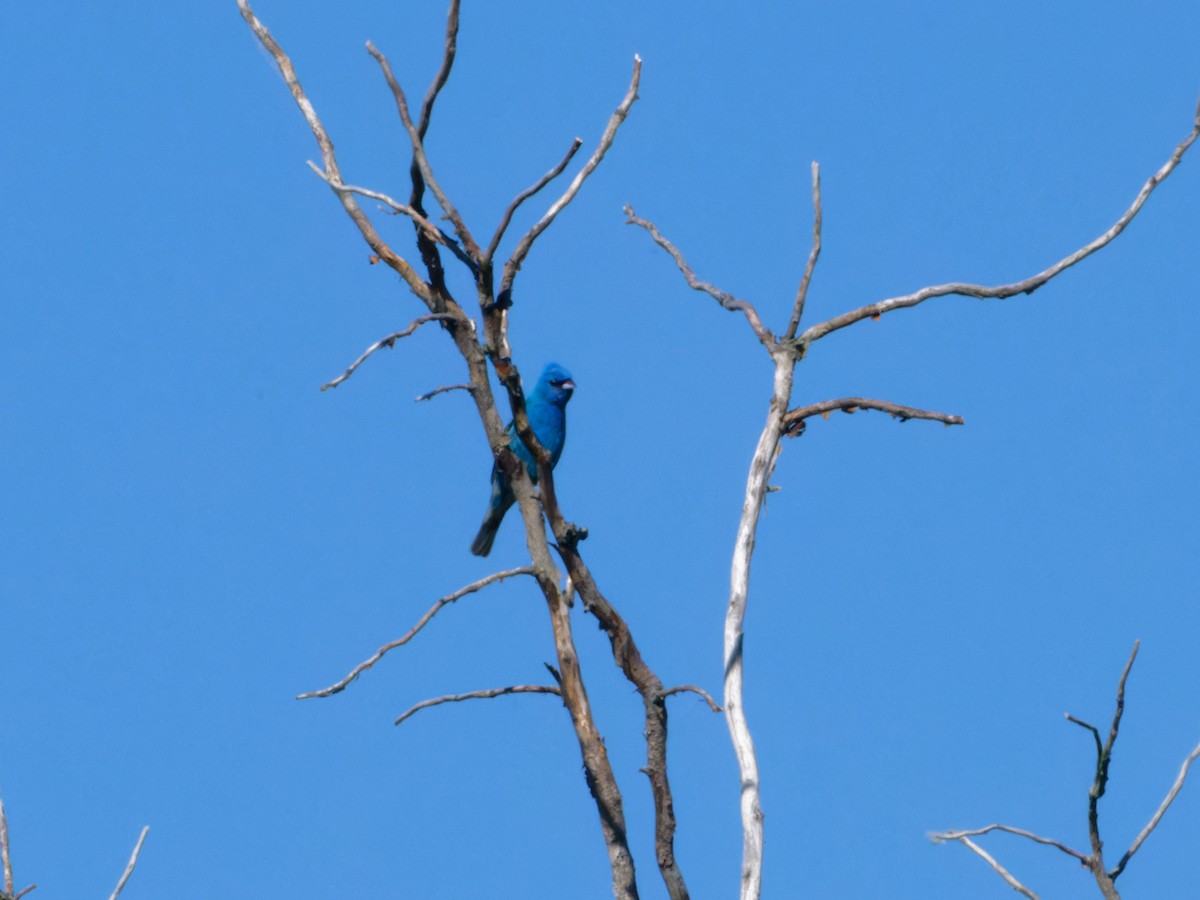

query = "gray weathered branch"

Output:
[[108, 826, 149, 900], [499, 57, 642, 305], [298, 567, 536, 699], [320, 313, 461, 391], [395, 685, 562, 726], [794, 98, 1200, 350]]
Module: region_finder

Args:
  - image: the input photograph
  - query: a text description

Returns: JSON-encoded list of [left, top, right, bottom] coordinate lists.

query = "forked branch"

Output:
[[486, 138, 585, 265], [366, 39, 482, 261], [236, 0, 433, 303], [795, 99, 1200, 349], [498, 57, 642, 304]]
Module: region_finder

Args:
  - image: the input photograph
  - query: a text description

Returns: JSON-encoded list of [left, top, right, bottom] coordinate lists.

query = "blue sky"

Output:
[[3, 1, 1199, 897]]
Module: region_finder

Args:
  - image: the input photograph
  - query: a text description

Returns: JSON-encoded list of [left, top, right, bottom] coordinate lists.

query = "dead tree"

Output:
[[625, 106, 1199, 899], [0, 799, 147, 900], [929, 643, 1200, 899], [239, 0, 1199, 896], [238, 2, 715, 898]]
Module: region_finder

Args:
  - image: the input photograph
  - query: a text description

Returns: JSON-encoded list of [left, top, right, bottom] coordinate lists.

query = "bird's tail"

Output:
[[470, 509, 504, 557]]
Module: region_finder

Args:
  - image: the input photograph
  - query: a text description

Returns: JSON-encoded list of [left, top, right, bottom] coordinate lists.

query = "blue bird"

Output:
[[470, 362, 575, 557]]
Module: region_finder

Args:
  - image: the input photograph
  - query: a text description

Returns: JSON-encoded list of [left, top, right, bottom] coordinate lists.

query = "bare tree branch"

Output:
[[108, 826, 149, 900], [236, 0, 434, 304], [298, 567, 535, 699], [498, 56, 642, 305], [486, 138, 585, 265], [954, 836, 1041, 900], [623, 205, 771, 344], [366, 40, 482, 261], [305, 162, 477, 273], [1111, 739, 1200, 879], [13, 886, 36, 900], [415, 383, 474, 403], [0, 796, 12, 897], [320, 313, 459, 391], [784, 161, 822, 340], [414, 0, 460, 140], [395, 684, 562, 726], [795, 98, 1200, 350], [723, 353, 793, 900], [782, 397, 964, 436], [929, 824, 1089, 865], [659, 684, 722, 712]]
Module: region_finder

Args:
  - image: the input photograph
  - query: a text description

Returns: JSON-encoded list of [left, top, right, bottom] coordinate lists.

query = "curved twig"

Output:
[[305, 163, 477, 273], [795, 98, 1200, 349], [783, 397, 964, 435], [396, 685, 562, 726], [415, 383, 474, 403], [659, 684, 722, 712], [929, 824, 1088, 865], [320, 313, 459, 391], [624, 205, 770, 344], [298, 568, 535, 699]]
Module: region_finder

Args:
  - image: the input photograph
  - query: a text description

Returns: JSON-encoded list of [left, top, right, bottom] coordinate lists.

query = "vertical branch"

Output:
[[783, 161, 822, 341], [1082, 642, 1138, 900], [407, 0, 459, 297], [725, 350, 794, 900], [0, 796, 12, 897]]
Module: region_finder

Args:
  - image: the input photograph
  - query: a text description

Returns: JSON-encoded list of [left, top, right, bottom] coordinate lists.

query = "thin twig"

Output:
[[395, 684, 562, 726], [108, 826, 149, 900], [795, 98, 1200, 349], [955, 836, 1041, 900], [366, 41, 482, 260], [499, 56, 642, 304], [486, 138, 584, 264], [415, 383, 474, 403], [1111, 739, 1200, 879], [305, 163, 477, 273], [414, 0, 460, 140], [784, 161, 823, 340], [624, 205, 771, 344], [13, 885, 36, 900], [320, 313, 458, 391], [929, 824, 1089, 865], [298, 568, 536, 699], [236, 0, 433, 303], [1065, 714, 1104, 758], [782, 397, 964, 436], [659, 684, 722, 712]]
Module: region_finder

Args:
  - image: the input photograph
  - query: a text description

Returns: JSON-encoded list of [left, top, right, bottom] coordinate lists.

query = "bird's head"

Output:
[[535, 362, 575, 407]]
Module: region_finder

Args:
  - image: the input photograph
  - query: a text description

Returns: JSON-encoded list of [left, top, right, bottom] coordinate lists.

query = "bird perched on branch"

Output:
[[470, 362, 575, 557]]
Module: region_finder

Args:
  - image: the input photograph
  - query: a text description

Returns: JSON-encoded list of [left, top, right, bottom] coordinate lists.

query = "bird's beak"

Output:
[[562, 380, 576, 392]]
